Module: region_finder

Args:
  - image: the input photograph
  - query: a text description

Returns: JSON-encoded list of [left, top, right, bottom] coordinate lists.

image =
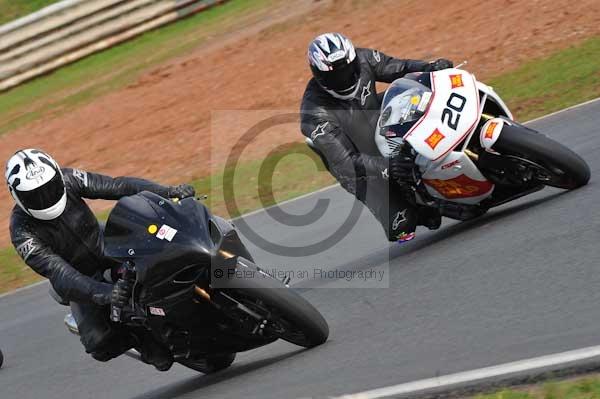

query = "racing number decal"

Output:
[[441, 93, 467, 130]]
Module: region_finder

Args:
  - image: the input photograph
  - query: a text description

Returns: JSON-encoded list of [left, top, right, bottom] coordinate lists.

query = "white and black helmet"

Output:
[[308, 32, 361, 100], [5, 149, 66, 220]]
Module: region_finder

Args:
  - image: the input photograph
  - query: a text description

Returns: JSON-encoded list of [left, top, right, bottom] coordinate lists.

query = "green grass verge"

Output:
[[0, 0, 61, 25], [476, 375, 600, 399], [489, 36, 600, 121], [1, 35, 599, 294], [193, 142, 334, 218], [0, 0, 273, 135], [0, 247, 43, 293]]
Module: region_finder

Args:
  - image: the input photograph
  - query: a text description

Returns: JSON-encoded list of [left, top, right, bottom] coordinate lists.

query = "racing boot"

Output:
[[416, 206, 442, 230], [133, 332, 174, 371]]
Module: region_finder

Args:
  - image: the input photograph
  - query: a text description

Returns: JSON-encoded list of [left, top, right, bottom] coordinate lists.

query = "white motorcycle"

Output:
[[373, 67, 590, 220]]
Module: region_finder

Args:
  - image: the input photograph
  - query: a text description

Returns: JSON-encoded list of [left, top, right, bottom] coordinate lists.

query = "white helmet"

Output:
[[308, 32, 361, 100], [5, 149, 66, 220]]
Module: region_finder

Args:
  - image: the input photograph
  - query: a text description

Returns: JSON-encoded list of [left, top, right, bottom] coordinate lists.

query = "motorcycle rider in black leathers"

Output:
[[300, 33, 453, 241], [6, 149, 195, 371]]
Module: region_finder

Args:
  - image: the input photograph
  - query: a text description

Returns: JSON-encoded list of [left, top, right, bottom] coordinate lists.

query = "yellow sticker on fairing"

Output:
[[148, 224, 158, 234]]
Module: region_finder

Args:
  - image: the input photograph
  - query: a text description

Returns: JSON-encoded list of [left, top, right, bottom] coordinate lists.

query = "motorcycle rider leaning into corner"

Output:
[[6, 149, 196, 371], [300, 32, 453, 242]]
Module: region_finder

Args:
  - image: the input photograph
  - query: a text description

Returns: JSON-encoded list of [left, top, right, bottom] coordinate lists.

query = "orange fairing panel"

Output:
[[424, 174, 494, 199]]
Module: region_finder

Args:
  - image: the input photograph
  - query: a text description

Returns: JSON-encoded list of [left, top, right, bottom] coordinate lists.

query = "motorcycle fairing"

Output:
[[103, 192, 214, 284], [419, 151, 495, 204], [475, 81, 513, 120], [404, 69, 480, 161]]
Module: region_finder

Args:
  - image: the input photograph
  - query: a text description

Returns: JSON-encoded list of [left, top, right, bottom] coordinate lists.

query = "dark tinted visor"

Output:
[[323, 58, 360, 92], [18, 172, 64, 210]]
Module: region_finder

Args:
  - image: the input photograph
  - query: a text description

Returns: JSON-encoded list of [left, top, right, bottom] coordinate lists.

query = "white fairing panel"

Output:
[[476, 81, 513, 119], [404, 69, 480, 161], [419, 152, 495, 205]]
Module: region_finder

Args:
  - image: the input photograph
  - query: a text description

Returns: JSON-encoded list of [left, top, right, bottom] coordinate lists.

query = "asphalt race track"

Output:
[[1, 99, 599, 399]]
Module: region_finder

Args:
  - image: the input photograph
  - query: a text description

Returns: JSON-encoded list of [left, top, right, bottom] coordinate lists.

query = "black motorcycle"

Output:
[[60, 192, 328, 373]]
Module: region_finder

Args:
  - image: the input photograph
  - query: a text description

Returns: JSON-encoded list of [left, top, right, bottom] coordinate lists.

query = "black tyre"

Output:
[[493, 123, 590, 189], [0, 349, 3, 368], [178, 353, 236, 374], [218, 260, 329, 348]]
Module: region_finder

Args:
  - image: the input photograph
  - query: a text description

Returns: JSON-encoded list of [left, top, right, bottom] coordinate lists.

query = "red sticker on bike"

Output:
[[449, 74, 464, 89], [424, 174, 494, 199], [425, 129, 445, 150], [484, 122, 498, 139]]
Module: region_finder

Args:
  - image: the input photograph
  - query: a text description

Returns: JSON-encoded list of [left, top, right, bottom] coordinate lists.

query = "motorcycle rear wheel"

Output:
[[493, 123, 590, 189]]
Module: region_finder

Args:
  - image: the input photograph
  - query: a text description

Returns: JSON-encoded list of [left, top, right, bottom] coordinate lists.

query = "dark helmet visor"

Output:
[[17, 172, 65, 210], [319, 57, 361, 93]]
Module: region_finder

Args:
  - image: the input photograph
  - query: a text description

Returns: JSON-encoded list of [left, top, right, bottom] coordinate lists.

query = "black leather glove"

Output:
[[91, 283, 113, 306], [110, 279, 133, 309], [389, 154, 416, 182], [426, 58, 453, 71], [167, 184, 196, 200]]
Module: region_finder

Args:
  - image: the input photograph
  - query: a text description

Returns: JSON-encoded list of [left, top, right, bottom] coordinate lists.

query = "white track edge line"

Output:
[[332, 344, 600, 399], [2, 96, 599, 299], [524, 97, 600, 123], [0, 279, 47, 299], [232, 183, 340, 220]]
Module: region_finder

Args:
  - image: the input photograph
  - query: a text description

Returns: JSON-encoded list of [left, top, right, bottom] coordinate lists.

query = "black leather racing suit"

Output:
[[300, 48, 431, 240], [9, 168, 171, 360]]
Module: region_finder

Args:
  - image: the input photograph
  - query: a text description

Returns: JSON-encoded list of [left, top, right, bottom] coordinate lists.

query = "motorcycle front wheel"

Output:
[[217, 260, 329, 348], [493, 123, 590, 189]]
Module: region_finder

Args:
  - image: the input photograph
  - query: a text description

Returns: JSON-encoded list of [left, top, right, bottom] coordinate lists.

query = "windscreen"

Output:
[[103, 192, 212, 262], [377, 78, 432, 137]]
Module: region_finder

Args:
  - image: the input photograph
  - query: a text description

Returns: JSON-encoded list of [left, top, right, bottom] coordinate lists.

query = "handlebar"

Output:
[[110, 261, 136, 323]]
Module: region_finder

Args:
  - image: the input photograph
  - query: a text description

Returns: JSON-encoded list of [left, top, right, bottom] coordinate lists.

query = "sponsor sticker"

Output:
[[381, 168, 389, 180], [392, 209, 408, 230], [16, 238, 36, 261], [25, 166, 45, 180], [147, 224, 158, 234], [441, 159, 460, 170], [361, 81, 372, 106], [72, 169, 88, 186], [485, 121, 498, 139], [397, 232, 416, 243], [417, 92, 432, 112], [449, 74, 464, 89], [425, 128, 445, 150], [424, 175, 494, 199], [372, 50, 381, 63], [327, 50, 346, 62], [310, 122, 329, 141], [156, 224, 178, 242], [149, 307, 166, 316]]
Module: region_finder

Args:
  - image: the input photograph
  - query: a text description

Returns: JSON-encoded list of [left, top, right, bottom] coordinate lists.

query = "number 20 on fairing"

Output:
[[441, 93, 467, 130]]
